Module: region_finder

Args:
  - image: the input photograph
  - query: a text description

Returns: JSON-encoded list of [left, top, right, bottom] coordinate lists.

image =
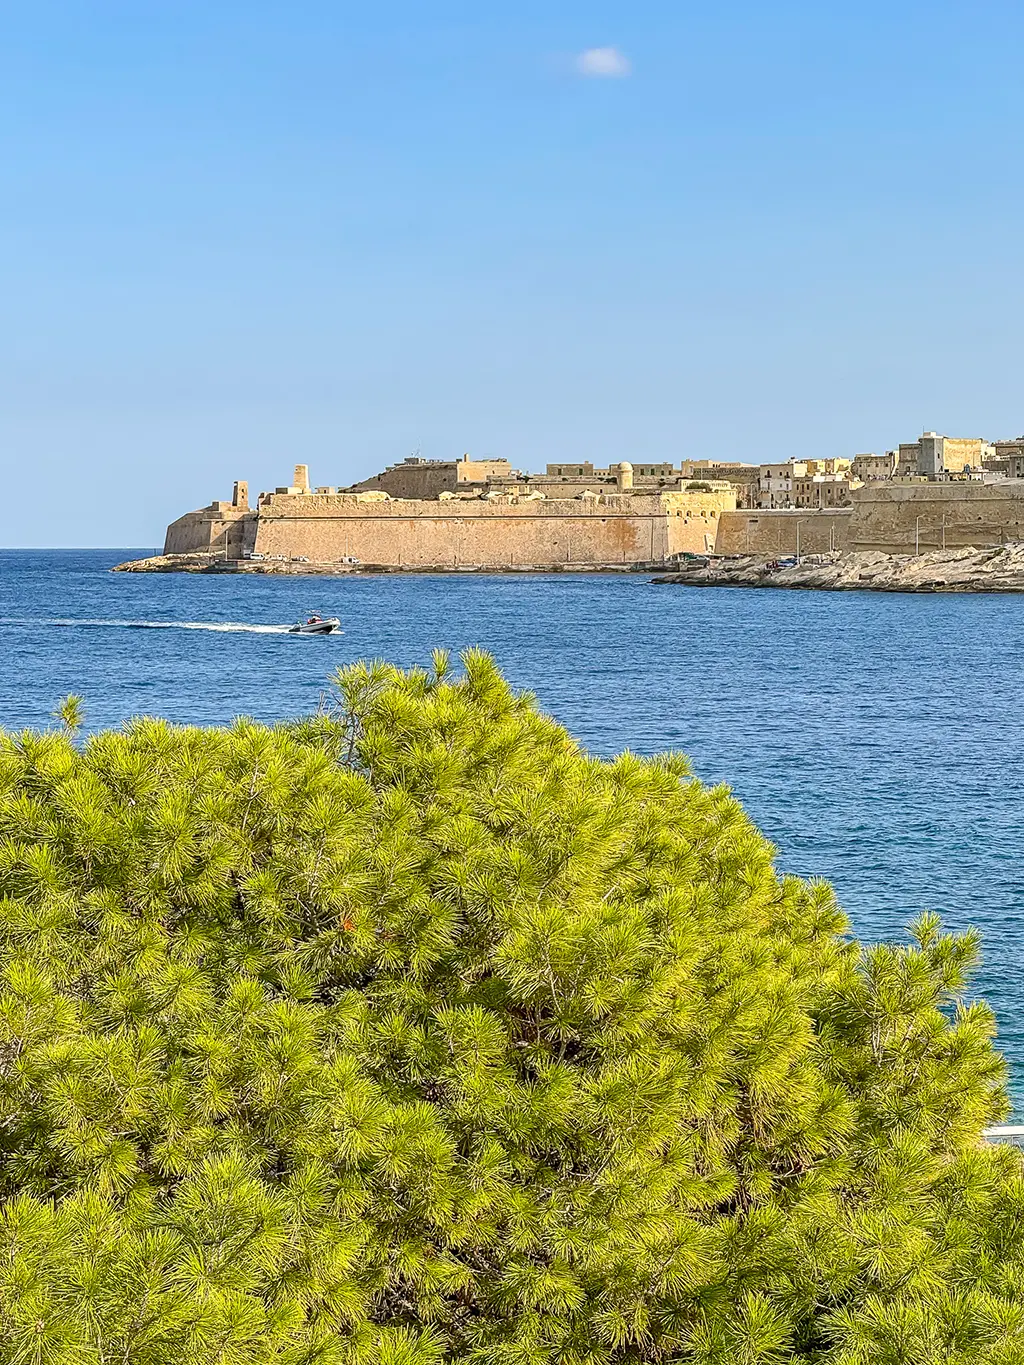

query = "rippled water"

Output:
[[3, 549, 1023, 1111]]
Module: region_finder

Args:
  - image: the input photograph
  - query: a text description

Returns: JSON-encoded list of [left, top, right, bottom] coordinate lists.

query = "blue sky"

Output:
[[2, 0, 1024, 545]]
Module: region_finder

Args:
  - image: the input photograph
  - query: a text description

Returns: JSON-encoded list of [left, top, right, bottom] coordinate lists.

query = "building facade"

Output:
[[992, 439, 1024, 479], [851, 451, 897, 481], [897, 433, 995, 479], [347, 455, 519, 500], [758, 462, 806, 508], [793, 473, 861, 509], [757, 459, 856, 509]]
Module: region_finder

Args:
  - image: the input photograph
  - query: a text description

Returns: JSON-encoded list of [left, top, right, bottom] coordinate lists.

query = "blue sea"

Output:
[[3, 549, 1023, 1112]]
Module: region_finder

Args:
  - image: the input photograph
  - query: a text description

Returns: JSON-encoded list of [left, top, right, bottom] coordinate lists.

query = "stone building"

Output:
[[851, 451, 897, 482], [680, 461, 760, 507], [353, 454, 709, 503], [757, 459, 854, 509], [991, 439, 1024, 479], [792, 472, 862, 509], [529, 458, 759, 502], [758, 462, 806, 509], [896, 433, 995, 479], [484, 455, 760, 505], [347, 454, 517, 500]]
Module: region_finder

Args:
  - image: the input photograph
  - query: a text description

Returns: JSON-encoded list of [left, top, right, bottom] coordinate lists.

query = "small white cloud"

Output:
[[575, 47, 631, 78]]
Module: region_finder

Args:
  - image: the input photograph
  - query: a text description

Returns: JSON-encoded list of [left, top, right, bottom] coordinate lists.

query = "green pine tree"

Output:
[[0, 650, 1019, 1363]]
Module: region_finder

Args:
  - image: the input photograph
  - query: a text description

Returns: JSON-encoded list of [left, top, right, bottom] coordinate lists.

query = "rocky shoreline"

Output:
[[111, 553, 358, 575], [651, 545, 1024, 593], [113, 545, 1024, 591], [110, 553, 646, 576]]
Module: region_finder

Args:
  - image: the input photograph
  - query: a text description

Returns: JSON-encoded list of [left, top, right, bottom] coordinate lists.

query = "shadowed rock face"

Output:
[[652, 545, 1024, 593]]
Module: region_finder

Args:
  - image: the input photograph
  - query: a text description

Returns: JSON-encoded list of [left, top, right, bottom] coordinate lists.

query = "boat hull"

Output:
[[289, 618, 342, 635]]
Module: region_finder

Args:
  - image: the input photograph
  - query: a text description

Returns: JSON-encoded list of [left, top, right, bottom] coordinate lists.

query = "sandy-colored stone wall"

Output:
[[164, 506, 256, 556], [249, 489, 734, 567], [848, 480, 1024, 552], [170, 481, 1024, 564], [714, 510, 852, 555], [663, 490, 735, 555], [941, 438, 989, 475]]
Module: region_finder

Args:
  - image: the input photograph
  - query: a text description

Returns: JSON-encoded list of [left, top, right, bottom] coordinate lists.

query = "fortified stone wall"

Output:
[[849, 480, 1024, 552], [164, 505, 256, 556], [250, 488, 734, 567], [714, 510, 852, 555], [663, 490, 735, 555]]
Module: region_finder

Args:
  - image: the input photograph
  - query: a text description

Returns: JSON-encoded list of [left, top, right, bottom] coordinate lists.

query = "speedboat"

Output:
[[289, 615, 342, 635]]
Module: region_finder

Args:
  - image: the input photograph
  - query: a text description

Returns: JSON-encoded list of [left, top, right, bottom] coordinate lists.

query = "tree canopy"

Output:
[[0, 650, 1020, 1364]]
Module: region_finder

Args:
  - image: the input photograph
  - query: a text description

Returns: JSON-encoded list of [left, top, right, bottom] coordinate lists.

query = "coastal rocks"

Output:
[[112, 553, 221, 573], [111, 554, 360, 575], [114, 544, 1024, 589], [111, 555, 648, 576], [651, 545, 1024, 593]]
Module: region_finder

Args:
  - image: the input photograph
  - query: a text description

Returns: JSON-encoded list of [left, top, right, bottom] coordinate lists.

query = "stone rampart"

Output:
[[159, 468, 1024, 570], [249, 489, 734, 567], [714, 509, 852, 555], [848, 480, 1024, 552], [164, 506, 256, 557]]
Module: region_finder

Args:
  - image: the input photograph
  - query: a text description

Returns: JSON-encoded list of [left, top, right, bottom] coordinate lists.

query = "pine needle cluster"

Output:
[[0, 651, 1020, 1364]]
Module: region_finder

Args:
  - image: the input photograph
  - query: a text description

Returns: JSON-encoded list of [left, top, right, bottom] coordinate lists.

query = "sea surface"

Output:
[[2, 549, 1023, 1113]]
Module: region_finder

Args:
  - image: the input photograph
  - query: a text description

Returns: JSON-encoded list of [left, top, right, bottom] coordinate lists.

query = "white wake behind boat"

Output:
[[289, 615, 342, 635]]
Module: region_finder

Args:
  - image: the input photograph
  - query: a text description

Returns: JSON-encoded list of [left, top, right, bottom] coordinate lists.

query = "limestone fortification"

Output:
[[154, 454, 1024, 573], [162, 458, 738, 570]]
